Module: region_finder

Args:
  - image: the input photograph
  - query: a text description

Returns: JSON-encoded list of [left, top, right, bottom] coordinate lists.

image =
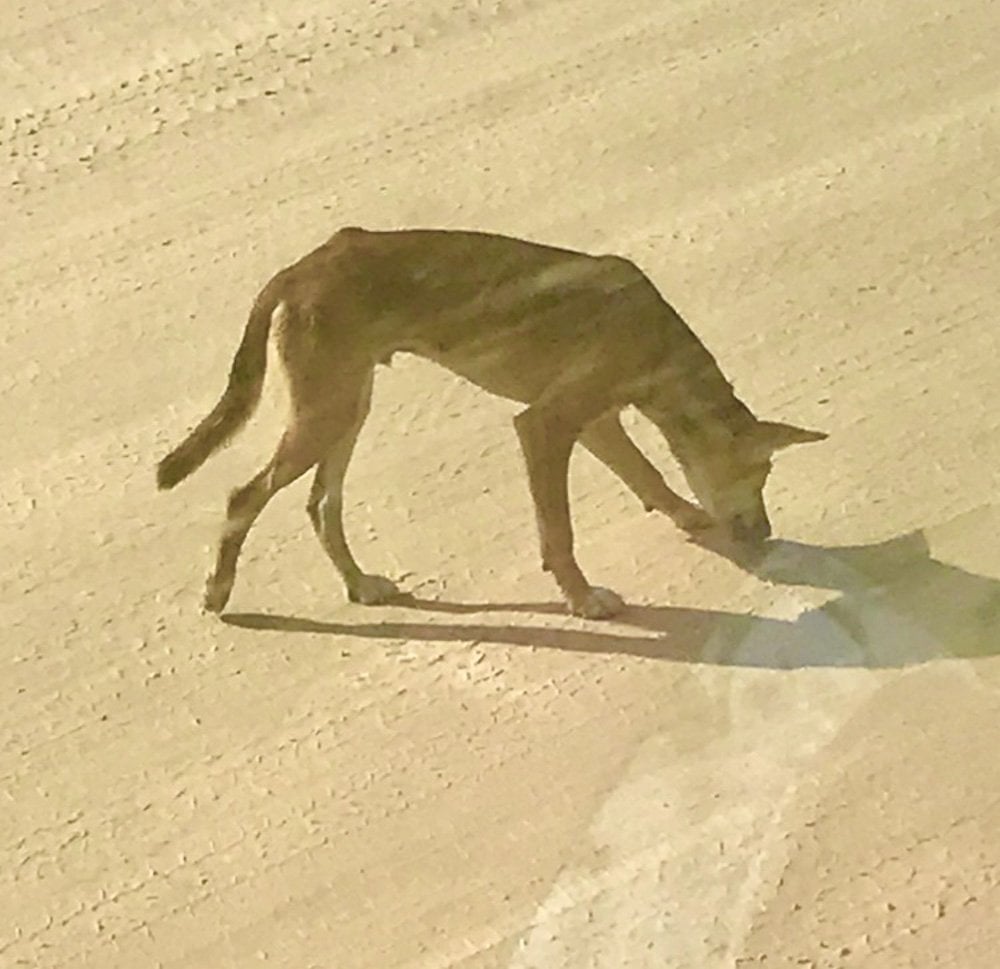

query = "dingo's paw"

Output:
[[570, 586, 625, 620], [347, 574, 402, 605], [202, 578, 232, 615]]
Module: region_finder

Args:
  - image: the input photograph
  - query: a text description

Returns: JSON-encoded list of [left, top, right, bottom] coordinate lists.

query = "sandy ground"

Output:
[[3, 1, 1000, 966]]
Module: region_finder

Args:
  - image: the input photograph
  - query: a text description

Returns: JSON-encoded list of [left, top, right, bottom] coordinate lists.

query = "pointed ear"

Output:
[[757, 420, 829, 452]]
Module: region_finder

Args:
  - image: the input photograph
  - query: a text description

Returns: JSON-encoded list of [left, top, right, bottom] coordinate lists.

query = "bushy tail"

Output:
[[156, 291, 277, 490]]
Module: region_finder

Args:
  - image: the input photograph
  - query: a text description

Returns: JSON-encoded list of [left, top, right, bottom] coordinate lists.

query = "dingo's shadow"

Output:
[[223, 523, 1000, 669]]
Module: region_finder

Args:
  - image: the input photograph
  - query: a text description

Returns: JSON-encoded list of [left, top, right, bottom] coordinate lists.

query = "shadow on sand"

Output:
[[223, 521, 1000, 670]]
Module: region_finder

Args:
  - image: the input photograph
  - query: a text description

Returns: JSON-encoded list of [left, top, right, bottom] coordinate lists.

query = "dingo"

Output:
[[156, 227, 826, 618]]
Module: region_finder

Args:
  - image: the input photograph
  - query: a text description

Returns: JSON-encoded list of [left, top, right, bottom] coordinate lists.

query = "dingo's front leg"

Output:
[[514, 406, 624, 619], [578, 412, 713, 534]]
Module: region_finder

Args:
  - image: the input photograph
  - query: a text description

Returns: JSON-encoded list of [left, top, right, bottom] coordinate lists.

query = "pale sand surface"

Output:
[[3, 1, 999, 966]]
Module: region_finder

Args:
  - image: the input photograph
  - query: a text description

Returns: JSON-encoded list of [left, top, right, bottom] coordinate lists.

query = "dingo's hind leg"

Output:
[[304, 369, 400, 606], [578, 412, 713, 534], [202, 412, 340, 614]]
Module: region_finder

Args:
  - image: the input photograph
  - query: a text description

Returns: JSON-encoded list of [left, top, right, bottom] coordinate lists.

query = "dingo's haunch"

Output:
[[156, 227, 826, 618]]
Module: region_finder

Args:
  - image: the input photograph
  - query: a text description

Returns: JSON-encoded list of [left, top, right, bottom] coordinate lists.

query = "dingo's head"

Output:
[[674, 420, 828, 543]]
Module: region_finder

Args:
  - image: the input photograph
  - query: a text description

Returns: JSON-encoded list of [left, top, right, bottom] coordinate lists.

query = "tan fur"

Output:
[[156, 227, 827, 618]]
